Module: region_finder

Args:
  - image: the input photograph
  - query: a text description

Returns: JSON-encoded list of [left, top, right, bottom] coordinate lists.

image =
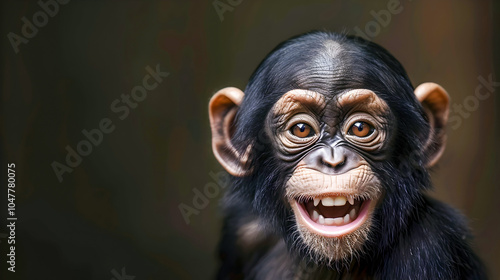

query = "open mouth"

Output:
[[292, 195, 372, 237]]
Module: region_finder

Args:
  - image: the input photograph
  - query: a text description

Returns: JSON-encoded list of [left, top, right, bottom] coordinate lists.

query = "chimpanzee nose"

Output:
[[304, 145, 362, 175]]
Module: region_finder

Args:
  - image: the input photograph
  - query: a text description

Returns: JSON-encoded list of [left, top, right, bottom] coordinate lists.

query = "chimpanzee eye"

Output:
[[291, 123, 314, 138], [348, 121, 374, 137]]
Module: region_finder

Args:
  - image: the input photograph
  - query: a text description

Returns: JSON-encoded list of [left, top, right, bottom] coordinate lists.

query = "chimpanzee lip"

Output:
[[291, 195, 374, 238]]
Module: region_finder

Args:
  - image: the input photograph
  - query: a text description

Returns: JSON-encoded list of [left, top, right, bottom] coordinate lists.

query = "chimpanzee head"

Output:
[[209, 31, 449, 265]]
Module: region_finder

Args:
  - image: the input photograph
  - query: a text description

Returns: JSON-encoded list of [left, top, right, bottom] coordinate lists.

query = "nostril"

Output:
[[314, 147, 349, 170], [321, 159, 333, 168], [321, 157, 346, 169]]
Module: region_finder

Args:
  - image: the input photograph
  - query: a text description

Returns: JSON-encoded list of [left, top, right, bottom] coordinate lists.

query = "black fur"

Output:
[[216, 31, 486, 279]]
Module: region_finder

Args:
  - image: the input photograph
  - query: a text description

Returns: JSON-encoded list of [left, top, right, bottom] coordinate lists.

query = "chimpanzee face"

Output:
[[265, 88, 392, 261], [209, 32, 449, 264]]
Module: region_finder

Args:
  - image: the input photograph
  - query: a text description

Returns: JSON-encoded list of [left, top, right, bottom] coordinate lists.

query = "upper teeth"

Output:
[[314, 198, 320, 207], [347, 196, 354, 205], [321, 196, 347, 206]]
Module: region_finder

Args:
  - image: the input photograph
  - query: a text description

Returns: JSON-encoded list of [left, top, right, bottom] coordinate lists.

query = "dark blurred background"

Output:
[[0, 0, 498, 279]]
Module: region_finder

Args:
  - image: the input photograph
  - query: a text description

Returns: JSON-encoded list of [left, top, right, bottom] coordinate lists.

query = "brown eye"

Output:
[[349, 121, 374, 137], [291, 123, 314, 138]]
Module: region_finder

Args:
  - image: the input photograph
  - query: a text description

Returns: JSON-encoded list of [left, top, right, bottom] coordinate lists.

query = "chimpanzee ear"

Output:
[[414, 83, 450, 167], [209, 87, 252, 177]]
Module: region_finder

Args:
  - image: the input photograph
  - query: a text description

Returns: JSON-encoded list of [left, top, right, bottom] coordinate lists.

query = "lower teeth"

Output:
[[311, 207, 358, 225], [325, 217, 343, 225]]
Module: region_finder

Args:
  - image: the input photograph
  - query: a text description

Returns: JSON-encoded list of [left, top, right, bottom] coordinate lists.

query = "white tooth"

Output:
[[347, 196, 354, 205], [333, 217, 344, 225], [344, 213, 350, 223], [321, 197, 335, 206], [324, 218, 335, 225], [349, 208, 357, 220], [312, 210, 319, 221], [318, 215, 325, 225], [313, 198, 320, 207], [334, 196, 347, 206]]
